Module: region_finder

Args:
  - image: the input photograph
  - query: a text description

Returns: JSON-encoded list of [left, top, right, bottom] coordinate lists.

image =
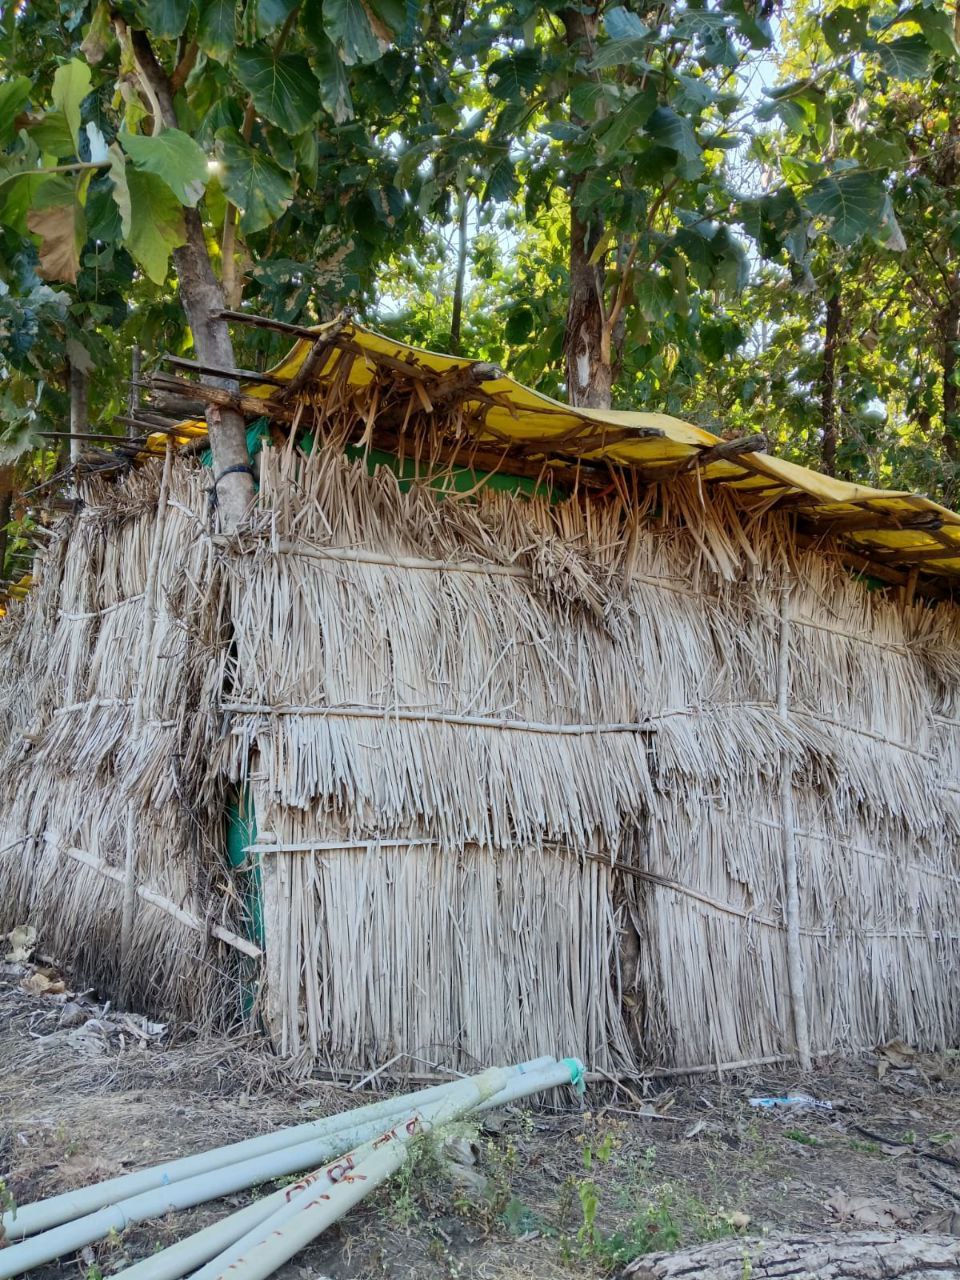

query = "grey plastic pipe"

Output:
[[0, 1095, 467, 1280], [112, 1064, 578, 1280], [109, 1058, 581, 1280], [0, 1061, 567, 1280], [2, 1056, 555, 1241], [206, 1068, 511, 1280]]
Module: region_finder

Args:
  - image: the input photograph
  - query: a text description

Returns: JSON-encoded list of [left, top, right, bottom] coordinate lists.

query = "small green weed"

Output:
[[561, 1137, 748, 1272], [784, 1129, 820, 1147], [848, 1138, 881, 1155], [55, 1123, 82, 1157], [0, 1179, 15, 1218]]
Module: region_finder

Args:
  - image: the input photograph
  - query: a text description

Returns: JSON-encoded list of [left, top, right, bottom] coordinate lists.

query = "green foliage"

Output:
[[196, 0, 237, 64], [557, 1137, 748, 1272], [0, 1177, 15, 1219], [123, 168, 186, 283], [233, 51, 319, 133], [784, 1128, 820, 1146], [216, 130, 294, 233], [0, 0, 959, 530], [119, 128, 208, 208], [805, 172, 887, 248]]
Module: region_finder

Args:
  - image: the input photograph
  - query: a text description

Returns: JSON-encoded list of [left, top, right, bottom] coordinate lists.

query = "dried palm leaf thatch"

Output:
[[0, 461, 247, 1028], [2, 436, 960, 1075]]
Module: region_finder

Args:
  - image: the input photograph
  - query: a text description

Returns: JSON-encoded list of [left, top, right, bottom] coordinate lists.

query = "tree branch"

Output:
[[170, 39, 199, 94]]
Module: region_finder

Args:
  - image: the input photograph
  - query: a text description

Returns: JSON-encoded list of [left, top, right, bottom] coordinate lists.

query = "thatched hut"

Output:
[[3, 316, 960, 1077]]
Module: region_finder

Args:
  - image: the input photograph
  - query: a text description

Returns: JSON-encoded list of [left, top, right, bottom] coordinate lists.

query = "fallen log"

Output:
[[624, 1231, 960, 1279]]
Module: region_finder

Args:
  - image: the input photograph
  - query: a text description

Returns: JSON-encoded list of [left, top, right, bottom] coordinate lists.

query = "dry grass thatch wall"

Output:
[[2, 442, 960, 1074], [0, 462, 248, 1025]]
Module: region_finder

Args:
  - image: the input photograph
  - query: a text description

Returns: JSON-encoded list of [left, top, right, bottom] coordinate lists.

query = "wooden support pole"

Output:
[[215, 308, 320, 340], [119, 804, 138, 1005], [68, 361, 89, 464], [275, 314, 353, 402], [777, 581, 812, 1071]]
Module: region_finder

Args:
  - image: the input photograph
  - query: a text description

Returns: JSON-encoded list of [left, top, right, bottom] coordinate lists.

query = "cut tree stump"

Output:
[[624, 1231, 960, 1279]]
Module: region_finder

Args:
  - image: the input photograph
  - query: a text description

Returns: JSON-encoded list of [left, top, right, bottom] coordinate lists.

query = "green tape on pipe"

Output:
[[562, 1057, 586, 1096]]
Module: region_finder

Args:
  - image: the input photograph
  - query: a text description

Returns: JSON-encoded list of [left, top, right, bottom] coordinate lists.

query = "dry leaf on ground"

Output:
[[825, 1189, 914, 1228]]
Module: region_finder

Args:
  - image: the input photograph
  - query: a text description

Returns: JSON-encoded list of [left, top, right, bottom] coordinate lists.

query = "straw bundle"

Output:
[[1, 434, 959, 1073]]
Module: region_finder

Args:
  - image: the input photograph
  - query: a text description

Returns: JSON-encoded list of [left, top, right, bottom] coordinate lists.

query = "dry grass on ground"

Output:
[[3, 969, 960, 1279]]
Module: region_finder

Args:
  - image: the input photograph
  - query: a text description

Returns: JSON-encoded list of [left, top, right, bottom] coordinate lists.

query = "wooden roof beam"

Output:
[[812, 511, 946, 535], [160, 355, 288, 386], [859, 543, 960, 565], [685, 433, 767, 471]]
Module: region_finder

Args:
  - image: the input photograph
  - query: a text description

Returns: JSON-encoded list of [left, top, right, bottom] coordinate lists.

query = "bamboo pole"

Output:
[[57, 843, 261, 958], [777, 581, 812, 1072]]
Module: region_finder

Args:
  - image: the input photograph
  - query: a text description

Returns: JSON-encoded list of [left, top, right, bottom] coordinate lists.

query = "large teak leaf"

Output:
[[51, 59, 91, 152], [805, 171, 886, 246], [124, 168, 187, 283], [217, 129, 295, 233], [235, 51, 319, 133], [120, 127, 208, 207], [197, 0, 237, 64]]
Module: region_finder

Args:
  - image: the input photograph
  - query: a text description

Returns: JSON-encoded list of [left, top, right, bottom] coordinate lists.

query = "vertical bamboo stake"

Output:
[[252, 779, 285, 1048], [119, 805, 137, 1004], [131, 440, 173, 736], [120, 441, 174, 997], [777, 581, 812, 1071]]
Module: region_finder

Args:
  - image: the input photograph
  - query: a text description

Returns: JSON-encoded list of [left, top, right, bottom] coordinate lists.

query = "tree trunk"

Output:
[[941, 292, 959, 477], [626, 1231, 960, 1280], [68, 360, 88, 464], [820, 290, 841, 477], [562, 6, 613, 410], [0, 464, 13, 578], [127, 344, 141, 438], [127, 27, 255, 531], [449, 190, 469, 355]]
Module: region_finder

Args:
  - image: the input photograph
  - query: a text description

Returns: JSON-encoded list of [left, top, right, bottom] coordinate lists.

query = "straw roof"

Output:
[[142, 315, 960, 589]]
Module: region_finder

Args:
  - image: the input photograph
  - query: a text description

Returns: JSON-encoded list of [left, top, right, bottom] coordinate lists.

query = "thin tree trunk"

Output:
[[941, 293, 959, 473], [820, 290, 841, 477], [68, 360, 88, 464], [127, 27, 255, 531], [127, 344, 141, 438], [0, 464, 13, 578], [562, 6, 613, 410], [936, 1, 960, 489], [449, 190, 469, 355]]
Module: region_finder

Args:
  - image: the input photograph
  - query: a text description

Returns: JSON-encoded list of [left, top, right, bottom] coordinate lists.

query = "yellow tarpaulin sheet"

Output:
[[141, 318, 960, 584]]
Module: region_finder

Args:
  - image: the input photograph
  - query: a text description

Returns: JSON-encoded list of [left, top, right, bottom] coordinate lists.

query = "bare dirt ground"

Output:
[[3, 963, 960, 1280]]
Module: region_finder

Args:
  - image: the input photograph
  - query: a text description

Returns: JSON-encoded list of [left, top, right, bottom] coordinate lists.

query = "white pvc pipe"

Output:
[[0, 1101, 456, 1279], [194, 1058, 582, 1280], [2, 1056, 555, 1241], [0, 1061, 569, 1280], [208, 1069, 510, 1280], [108, 1058, 579, 1280]]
